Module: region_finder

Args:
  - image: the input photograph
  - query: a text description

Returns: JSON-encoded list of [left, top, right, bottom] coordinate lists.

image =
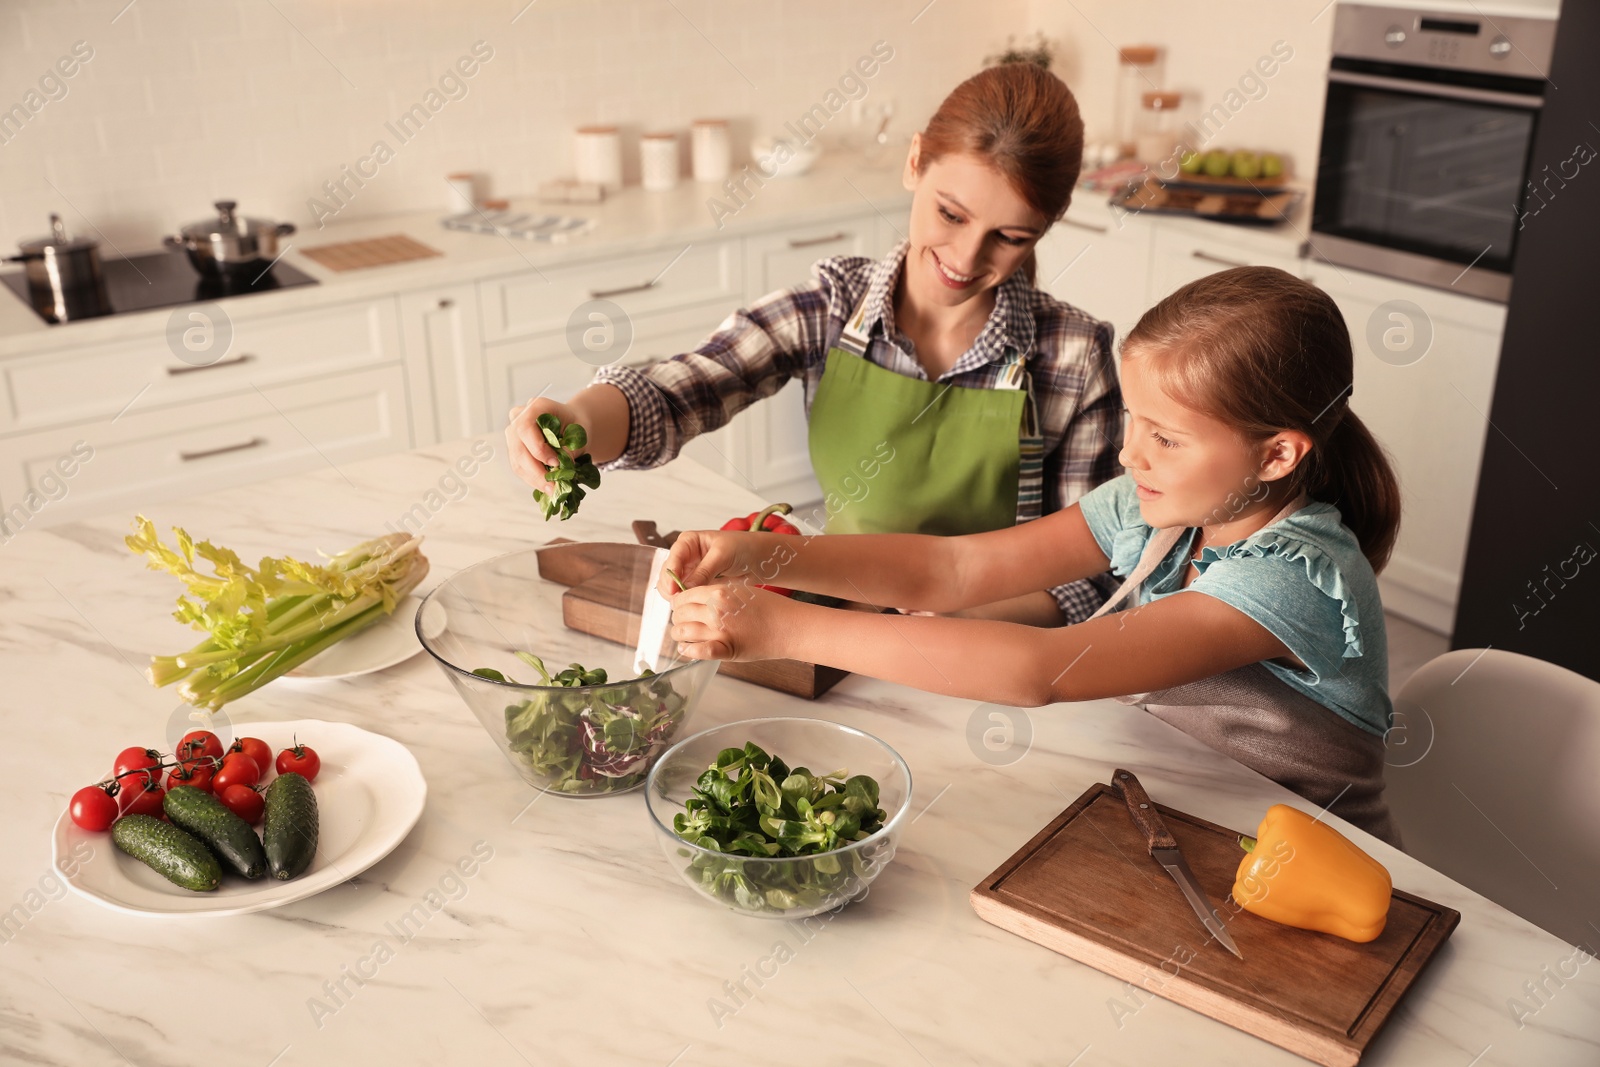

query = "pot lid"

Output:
[[19, 214, 98, 255], [177, 200, 280, 240]]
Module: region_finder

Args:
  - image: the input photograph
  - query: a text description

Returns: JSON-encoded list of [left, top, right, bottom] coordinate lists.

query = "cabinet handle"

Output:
[[1061, 217, 1108, 235], [438, 297, 455, 309], [179, 437, 265, 462], [1191, 250, 1251, 269], [589, 280, 658, 300], [166, 353, 254, 376], [787, 231, 849, 249]]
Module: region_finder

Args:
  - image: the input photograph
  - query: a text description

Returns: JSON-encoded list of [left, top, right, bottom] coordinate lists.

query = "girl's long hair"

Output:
[[1126, 266, 1402, 573], [913, 63, 1084, 288]]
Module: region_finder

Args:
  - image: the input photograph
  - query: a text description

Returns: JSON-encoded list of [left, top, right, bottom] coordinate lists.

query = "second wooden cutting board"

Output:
[[971, 781, 1459, 1067]]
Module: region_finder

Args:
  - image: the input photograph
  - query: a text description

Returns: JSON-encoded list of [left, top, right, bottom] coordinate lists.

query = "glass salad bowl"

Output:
[[645, 717, 912, 919], [416, 543, 719, 797]]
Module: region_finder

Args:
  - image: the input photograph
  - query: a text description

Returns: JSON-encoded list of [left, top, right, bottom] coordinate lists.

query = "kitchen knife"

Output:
[[632, 547, 677, 674], [1112, 769, 1244, 960]]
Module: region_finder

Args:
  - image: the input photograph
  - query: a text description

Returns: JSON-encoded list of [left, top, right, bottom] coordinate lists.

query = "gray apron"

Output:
[[1088, 495, 1401, 847]]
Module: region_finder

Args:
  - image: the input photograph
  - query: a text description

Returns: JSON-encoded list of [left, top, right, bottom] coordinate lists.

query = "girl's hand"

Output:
[[505, 397, 581, 492], [669, 582, 790, 662], [660, 530, 752, 595]]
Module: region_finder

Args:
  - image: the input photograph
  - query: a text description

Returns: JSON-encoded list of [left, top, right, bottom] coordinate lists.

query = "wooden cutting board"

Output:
[[972, 782, 1460, 1067], [299, 234, 442, 271], [537, 538, 851, 699]]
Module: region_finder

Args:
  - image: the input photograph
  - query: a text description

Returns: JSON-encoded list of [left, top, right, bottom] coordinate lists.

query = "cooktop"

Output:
[[0, 249, 319, 324]]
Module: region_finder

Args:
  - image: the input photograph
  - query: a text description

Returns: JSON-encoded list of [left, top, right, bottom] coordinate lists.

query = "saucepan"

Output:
[[164, 200, 295, 278]]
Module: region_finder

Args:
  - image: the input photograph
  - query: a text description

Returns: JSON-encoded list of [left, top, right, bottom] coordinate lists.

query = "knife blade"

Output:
[[632, 547, 677, 674], [1112, 769, 1244, 960]]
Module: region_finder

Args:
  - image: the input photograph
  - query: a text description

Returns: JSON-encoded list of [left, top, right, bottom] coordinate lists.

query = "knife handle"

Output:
[[1113, 769, 1178, 852]]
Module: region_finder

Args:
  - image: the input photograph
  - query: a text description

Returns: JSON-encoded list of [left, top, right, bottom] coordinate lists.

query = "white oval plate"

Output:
[[279, 596, 423, 682], [52, 719, 426, 917]]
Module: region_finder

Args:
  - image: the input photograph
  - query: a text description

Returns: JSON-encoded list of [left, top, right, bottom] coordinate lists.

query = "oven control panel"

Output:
[[1334, 4, 1555, 78]]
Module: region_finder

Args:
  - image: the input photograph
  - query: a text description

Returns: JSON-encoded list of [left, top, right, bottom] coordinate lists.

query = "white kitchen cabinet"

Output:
[[1147, 223, 1308, 303], [1035, 210, 1155, 345], [0, 297, 401, 435], [1301, 263, 1508, 634], [399, 284, 486, 446], [477, 241, 742, 344], [742, 215, 875, 298], [0, 365, 410, 532], [484, 303, 733, 437]]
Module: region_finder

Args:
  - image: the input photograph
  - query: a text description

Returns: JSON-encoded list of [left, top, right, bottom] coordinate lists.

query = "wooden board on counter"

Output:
[[300, 234, 442, 271], [971, 782, 1460, 1067], [538, 538, 851, 699]]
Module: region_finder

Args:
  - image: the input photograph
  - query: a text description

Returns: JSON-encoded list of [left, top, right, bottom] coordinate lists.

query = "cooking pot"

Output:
[[164, 200, 295, 278], [6, 213, 109, 323]]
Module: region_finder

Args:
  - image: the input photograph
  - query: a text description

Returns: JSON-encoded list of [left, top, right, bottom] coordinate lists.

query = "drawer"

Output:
[[743, 216, 875, 296], [478, 241, 742, 343], [483, 303, 732, 422], [0, 364, 411, 533], [0, 297, 401, 433], [1149, 225, 1307, 304]]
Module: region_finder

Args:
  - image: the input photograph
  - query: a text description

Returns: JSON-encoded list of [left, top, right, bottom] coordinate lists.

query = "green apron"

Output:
[[807, 289, 1044, 536]]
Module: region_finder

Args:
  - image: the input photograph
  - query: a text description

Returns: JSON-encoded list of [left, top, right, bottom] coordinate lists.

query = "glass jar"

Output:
[[1137, 91, 1185, 171], [1114, 46, 1163, 160]]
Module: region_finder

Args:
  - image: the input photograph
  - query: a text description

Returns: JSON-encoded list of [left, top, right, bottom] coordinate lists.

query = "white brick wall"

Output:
[[0, 0, 1026, 251]]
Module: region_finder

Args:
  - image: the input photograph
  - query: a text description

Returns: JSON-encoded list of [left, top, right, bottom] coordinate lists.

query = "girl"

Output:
[[505, 62, 1123, 626], [663, 266, 1405, 845]]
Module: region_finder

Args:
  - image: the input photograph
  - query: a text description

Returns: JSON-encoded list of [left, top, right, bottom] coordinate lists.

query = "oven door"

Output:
[[1311, 64, 1543, 302]]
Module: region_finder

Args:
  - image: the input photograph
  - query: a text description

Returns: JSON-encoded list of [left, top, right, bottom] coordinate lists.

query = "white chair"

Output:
[[1387, 648, 1600, 949]]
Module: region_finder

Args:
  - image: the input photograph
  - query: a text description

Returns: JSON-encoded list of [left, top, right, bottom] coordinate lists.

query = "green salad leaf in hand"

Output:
[[671, 741, 889, 913], [531, 414, 601, 521]]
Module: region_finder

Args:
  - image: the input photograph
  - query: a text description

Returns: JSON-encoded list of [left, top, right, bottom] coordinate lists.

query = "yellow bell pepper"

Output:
[[1232, 803, 1392, 943]]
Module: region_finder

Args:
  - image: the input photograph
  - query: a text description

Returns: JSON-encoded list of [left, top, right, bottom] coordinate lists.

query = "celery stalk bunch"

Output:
[[127, 516, 430, 710]]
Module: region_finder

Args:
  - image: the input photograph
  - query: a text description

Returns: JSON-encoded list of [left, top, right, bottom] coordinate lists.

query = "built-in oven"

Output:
[[1311, 3, 1558, 302]]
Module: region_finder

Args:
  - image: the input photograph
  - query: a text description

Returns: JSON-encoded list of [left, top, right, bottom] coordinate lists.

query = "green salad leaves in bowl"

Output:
[[416, 544, 719, 797], [646, 718, 912, 918]]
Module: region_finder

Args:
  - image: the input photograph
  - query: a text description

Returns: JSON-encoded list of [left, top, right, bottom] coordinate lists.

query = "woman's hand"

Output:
[[505, 397, 580, 492], [660, 529, 754, 594], [669, 581, 792, 662]]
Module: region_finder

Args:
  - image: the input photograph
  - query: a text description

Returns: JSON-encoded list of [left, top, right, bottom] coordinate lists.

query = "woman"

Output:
[[506, 62, 1122, 624]]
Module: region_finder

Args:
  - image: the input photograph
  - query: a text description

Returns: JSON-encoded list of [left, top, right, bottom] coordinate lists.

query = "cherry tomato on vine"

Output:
[[113, 747, 161, 779], [276, 741, 320, 783], [217, 784, 264, 824], [231, 737, 272, 771], [118, 775, 166, 818], [211, 753, 260, 794], [166, 759, 216, 793], [178, 730, 224, 762], [69, 785, 119, 831]]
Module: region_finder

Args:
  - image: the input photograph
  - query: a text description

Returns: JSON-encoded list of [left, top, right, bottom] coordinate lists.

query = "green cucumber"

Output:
[[263, 772, 319, 880], [164, 785, 266, 879], [112, 815, 222, 892]]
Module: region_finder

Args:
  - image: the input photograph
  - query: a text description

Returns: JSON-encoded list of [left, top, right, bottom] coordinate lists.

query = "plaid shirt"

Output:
[[592, 239, 1125, 623]]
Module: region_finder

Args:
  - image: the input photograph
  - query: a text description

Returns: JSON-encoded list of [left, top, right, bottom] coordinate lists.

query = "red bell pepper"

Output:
[[721, 503, 799, 596]]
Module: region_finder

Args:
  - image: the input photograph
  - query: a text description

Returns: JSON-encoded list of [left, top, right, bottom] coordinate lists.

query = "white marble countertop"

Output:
[[4, 439, 1592, 1067]]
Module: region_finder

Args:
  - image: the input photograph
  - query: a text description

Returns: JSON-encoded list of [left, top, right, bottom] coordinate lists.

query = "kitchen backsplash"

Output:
[[0, 0, 1028, 252]]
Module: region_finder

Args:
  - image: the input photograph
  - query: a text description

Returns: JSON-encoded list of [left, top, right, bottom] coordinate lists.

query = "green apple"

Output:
[[1231, 150, 1262, 180], [1261, 152, 1284, 179], [1202, 150, 1232, 178], [1178, 149, 1204, 175]]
